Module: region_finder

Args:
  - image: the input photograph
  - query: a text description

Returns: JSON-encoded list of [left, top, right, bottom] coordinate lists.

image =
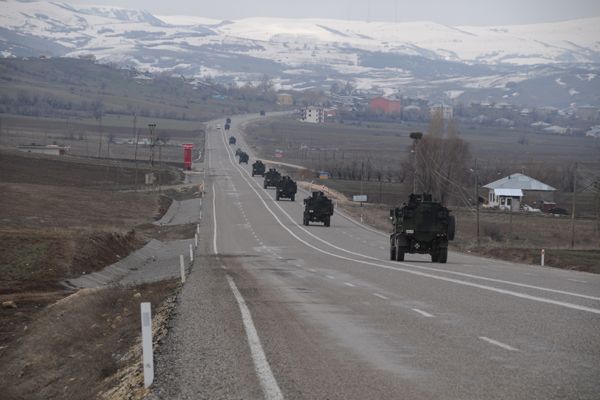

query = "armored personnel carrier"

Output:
[[263, 168, 281, 188], [229, 136, 236, 144], [303, 191, 334, 226], [226, 117, 232, 124], [276, 176, 297, 201], [225, 123, 231, 130], [389, 193, 455, 263], [238, 151, 249, 164], [252, 160, 266, 176], [235, 148, 242, 156]]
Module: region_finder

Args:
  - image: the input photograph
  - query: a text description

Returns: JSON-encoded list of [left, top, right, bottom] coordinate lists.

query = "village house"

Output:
[[369, 97, 402, 114], [299, 106, 324, 123], [483, 173, 556, 211]]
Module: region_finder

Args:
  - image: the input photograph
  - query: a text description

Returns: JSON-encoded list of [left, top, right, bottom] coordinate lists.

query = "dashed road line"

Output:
[[412, 308, 434, 318], [479, 336, 519, 352], [568, 279, 587, 283], [343, 282, 356, 287], [326, 275, 335, 280], [373, 293, 389, 300]]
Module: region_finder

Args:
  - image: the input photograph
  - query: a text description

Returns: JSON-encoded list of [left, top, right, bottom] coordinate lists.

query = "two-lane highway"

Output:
[[151, 113, 600, 400]]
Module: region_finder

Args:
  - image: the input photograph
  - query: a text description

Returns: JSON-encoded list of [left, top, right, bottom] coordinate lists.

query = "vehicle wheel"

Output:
[[263, 182, 267, 189], [252, 172, 255, 177], [276, 193, 280, 201], [291, 194, 295, 202], [431, 251, 438, 263], [390, 246, 396, 261], [303, 216, 309, 226], [324, 216, 330, 227], [396, 249, 405, 261], [438, 248, 448, 264], [448, 216, 456, 240]]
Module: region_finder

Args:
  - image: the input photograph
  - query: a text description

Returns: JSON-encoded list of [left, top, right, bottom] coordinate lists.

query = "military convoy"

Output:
[[303, 191, 334, 226], [263, 168, 281, 189], [276, 176, 297, 201], [252, 160, 266, 176], [389, 193, 455, 263], [238, 151, 249, 164], [229, 136, 236, 144]]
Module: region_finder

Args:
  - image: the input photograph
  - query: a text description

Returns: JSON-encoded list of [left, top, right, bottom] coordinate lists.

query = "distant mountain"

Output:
[[1, 0, 599, 107]]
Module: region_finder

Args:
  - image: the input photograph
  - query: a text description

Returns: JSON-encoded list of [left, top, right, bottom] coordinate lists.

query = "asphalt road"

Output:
[[151, 113, 600, 400]]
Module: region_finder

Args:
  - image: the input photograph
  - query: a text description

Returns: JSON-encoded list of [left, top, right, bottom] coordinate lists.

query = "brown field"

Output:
[[0, 148, 193, 398], [0, 113, 206, 164]]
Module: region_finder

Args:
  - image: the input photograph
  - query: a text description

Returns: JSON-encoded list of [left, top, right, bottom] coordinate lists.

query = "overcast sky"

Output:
[[75, 0, 600, 25]]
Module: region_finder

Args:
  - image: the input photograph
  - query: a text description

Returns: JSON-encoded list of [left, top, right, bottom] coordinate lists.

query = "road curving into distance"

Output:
[[150, 112, 600, 400]]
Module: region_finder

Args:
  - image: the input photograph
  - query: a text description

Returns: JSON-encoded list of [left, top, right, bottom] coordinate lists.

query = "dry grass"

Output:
[[0, 281, 179, 400]]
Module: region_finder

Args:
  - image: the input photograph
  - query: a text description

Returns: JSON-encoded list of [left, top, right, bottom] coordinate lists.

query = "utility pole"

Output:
[[133, 113, 139, 187], [570, 162, 577, 249], [97, 115, 103, 158], [475, 158, 480, 246], [148, 123, 157, 166], [409, 132, 423, 193]]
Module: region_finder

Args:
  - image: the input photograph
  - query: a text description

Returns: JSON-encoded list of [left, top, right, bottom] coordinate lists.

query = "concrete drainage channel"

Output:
[[63, 198, 201, 290]]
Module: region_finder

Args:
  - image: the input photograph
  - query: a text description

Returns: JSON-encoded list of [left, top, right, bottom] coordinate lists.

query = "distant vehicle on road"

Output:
[[260, 110, 266, 116], [216, 124, 221, 130], [263, 168, 281, 189], [225, 123, 230, 130], [235, 148, 242, 157], [276, 176, 297, 201], [229, 136, 236, 144], [389, 193, 455, 263], [303, 191, 334, 226], [252, 160, 266, 176], [238, 151, 249, 164], [226, 117, 232, 124]]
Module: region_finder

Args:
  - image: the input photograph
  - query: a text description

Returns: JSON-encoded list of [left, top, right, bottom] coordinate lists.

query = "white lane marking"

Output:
[[412, 308, 434, 318], [226, 275, 284, 400], [219, 128, 600, 315], [212, 183, 218, 255], [568, 279, 588, 283], [373, 293, 389, 300], [308, 268, 317, 273], [343, 282, 356, 287], [230, 135, 600, 304], [326, 275, 335, 280], [479, 336, 519, 352]]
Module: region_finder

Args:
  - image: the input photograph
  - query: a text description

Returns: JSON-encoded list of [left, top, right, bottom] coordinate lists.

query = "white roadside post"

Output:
[[140, 302, 154, 388], [179, 255, 186, 283], [196, 224, 200, 234], [195, 233, 198, 248], [189, 244, 194, 263], [541, 249, 545, 267]]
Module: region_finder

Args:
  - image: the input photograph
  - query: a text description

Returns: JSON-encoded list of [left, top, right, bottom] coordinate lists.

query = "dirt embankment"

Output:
[[0, 149, 189, 399]]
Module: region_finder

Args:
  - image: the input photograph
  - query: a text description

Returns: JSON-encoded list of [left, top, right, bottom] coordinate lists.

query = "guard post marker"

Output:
[[179, 255, 186, 283], [541, 249, 545, 267], [140, 302, 154, 388], [197, 224, 200, 234], [195, 233, 198, 247], [189, 244, 194, 263]]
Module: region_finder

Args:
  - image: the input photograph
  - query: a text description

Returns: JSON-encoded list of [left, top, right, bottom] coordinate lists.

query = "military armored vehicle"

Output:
[[263, 168, 281, 189], [303, 191, 334, 226], [389, 193, 455, 263], [229, 136, 236, 144], [226, 117, 232, 124], [238, 151, 249, 164], [252, 160, 266, 176], [260, 110, 266, 116], [225, 123, 231, 130], [235, 148, 242, 156], [276, 176, 297, 201]]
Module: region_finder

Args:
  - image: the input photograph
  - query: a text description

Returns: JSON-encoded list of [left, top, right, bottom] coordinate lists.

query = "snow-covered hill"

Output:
[[1, 0, 599, 106]]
